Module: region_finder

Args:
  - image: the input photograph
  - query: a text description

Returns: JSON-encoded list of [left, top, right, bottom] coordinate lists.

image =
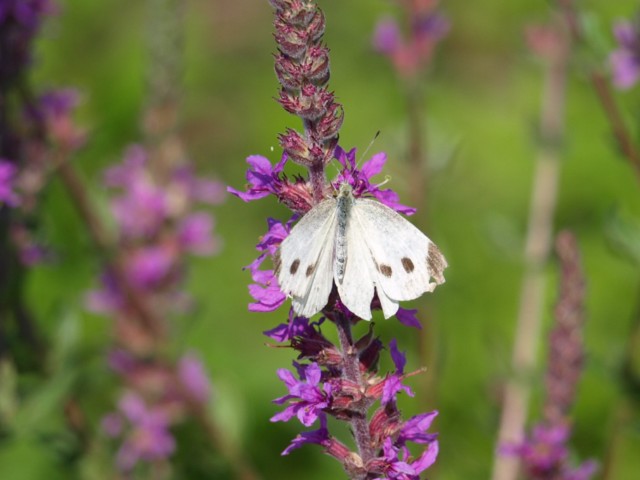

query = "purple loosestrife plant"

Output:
[[230, 1, 443, 478], [0, 0, 85, 369], [93, 145, 222, 471], [502, 232, 597, 480], [610, 15, 640, 90]]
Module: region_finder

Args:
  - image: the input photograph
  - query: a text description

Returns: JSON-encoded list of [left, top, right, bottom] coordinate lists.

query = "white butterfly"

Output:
[[274, 183, 447, 320]]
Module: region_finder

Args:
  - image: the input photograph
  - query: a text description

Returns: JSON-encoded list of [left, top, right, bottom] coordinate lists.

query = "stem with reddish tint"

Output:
[[492, 13, 571, 480]]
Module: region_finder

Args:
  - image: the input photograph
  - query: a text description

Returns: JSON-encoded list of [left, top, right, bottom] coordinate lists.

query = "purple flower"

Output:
[[245, 218, 291, 312], [178, 353, 212, 404], [248, 268, 287, 312], [104, 146, 147, 188], [0, 160, 19, 206], [228, 154, 288, 202], [127, 246, 175, 289], [373, 18, 402, 55], [106, 392, 176, 471], [375, 437, 439, 480], [334, 146, 416, 215], [397, 411, 438, 446], [502, 423, 597, 480], [178, 212, 219, 255], [396, 308, 421, 329], [111, 180, 168, 240], [0, 0, 55, 29], [610, 20, 640, 89], [85, 272, 123, 314], [272, 362, 332, 427], [413, 12, 450, 44], [282, 414, 331, 455], [264, 311, 316, 342], [171, 166, 226, 206], [381, 339, 414, 405]]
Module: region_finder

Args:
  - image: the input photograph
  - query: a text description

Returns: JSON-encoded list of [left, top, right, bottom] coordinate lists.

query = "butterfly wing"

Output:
[[275, 199, 337, 318], [352, 199, 447, 317], [335, 209, 376, 321]]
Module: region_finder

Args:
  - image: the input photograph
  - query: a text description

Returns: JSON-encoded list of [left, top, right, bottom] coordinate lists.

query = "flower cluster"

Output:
[[231, 147, 420, 318], [88, 145, 224, 323], [502, 232, 596, 479], [230, 1, 443, 477], [503, 424, 596, 480], [267, 315, 439, 479], [610, 16, 640, 90], [372, 0, 449, 79], [0, 0, 56, 81], [0, 1, 84, 265], [91, 145, 222, 471], [0, 161, 19, 207], [102, 351, 212, 471]]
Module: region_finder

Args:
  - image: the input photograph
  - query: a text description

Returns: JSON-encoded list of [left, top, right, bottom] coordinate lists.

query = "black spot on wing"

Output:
[[378, 264, 393, 277], [290, 259, 300, 275], [305, 263, 316, 277], [401, 257, 415, 273]]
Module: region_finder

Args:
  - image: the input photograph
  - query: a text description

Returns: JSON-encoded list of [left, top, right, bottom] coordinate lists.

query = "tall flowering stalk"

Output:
[[492, 11, 571, 480], [230, 1, 441, 478], [0, 0, 85, 367], [502, 232, 597, 480], [51, 1, 255, 476]]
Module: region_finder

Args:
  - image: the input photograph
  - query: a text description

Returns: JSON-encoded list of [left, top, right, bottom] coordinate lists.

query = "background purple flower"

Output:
[[0, 160, 19, 206], [610, 20, 640, 89]]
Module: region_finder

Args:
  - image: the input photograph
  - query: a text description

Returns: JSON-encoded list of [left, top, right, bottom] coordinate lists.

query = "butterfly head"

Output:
[[337, 182, 354, 198]]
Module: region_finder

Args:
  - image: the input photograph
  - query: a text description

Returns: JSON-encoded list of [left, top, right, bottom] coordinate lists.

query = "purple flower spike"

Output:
[[503, 423, 597, 480], [272, 363, 332, 427], [0, 160, 19, 206], [610, 20, 640, 90]]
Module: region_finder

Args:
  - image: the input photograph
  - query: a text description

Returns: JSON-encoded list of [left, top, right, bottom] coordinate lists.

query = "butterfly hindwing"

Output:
[[276, 199, 337, 318]]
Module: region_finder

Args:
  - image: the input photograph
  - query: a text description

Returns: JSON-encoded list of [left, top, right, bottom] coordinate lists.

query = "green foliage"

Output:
[[3, 0, 639, 478]]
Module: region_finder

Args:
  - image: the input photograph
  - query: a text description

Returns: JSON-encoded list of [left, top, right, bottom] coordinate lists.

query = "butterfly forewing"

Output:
[[275, 183, 447, 320], [276, 199, 337, 317], [352, 199, 447, 302]]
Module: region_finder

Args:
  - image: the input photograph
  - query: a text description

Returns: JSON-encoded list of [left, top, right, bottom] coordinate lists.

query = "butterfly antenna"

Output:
[[355, 130, 381, 170]]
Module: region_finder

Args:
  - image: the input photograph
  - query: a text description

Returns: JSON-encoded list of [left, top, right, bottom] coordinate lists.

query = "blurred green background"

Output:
[[4, 0, 640, 478]]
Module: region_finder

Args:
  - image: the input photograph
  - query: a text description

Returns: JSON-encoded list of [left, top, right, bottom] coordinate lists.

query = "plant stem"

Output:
[[558, 1, 640, 182], [56, 161, 163, 336], [491, 14, 570, 480], [335, 313, 374, 477]]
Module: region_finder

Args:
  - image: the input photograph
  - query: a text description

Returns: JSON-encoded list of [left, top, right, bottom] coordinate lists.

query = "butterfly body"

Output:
[[275, 183, 447, 320], [334, 183, 353, 283]]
